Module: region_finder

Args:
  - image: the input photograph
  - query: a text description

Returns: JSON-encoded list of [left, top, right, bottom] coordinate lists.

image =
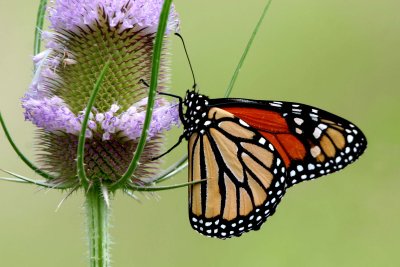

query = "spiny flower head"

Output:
[[21, 0, 180, 189]]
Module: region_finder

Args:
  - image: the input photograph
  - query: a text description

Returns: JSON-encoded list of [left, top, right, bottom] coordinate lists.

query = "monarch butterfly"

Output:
[[160, 89, 367, 239], [151, 33, 367, 239]]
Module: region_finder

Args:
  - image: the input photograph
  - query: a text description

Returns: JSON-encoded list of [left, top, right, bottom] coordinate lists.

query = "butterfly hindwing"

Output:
[[210, 98, 367, 188], [188, 107, 286, 238]]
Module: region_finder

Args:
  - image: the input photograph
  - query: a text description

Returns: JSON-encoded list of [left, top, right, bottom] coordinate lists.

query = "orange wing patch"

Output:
[[223, 107, 307, 167]]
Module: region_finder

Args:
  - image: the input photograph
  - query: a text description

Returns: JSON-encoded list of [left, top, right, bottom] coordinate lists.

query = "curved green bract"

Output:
[[224, 0, 273, 98], [129, 179, 205, 192], [34, 0, 47, 58], [110, 0, 173, 191], [153, 155, 188, 183], [0, 177, 30, 184], [0, 113, 55, 180], [77, 61, 110, 189], [0, 169, 72, 189]]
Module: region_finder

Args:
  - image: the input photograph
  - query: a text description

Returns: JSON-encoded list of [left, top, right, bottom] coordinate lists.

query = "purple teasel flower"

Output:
[[21, 0, 180, 188]]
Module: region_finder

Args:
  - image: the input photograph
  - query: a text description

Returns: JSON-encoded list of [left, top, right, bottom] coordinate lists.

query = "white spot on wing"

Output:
[[313, 128, 322, 139], [310, 146, 321, 158], [270, 103, 282, 107], [268, 144, 275, 151], [294, 118, 304, 125], [318, 123, 328, 130], [297, 165, 304, 172], [239, 119, 249, 127], [347, 135, 354, 143]]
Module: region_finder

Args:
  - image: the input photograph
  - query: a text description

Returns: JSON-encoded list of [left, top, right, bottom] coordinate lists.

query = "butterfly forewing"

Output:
[[211, 99, 367, 188], [188, 107, 286, 238]]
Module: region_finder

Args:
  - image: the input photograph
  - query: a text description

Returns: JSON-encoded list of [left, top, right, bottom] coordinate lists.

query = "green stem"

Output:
[[34, 0, 47, 67], [224, 0, 273, 97], [86, 187, 110, 267]]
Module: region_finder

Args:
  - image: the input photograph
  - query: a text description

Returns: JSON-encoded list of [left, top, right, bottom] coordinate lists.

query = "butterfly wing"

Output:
[[188, 107, 286, 238], [210, 98, 367, 188]]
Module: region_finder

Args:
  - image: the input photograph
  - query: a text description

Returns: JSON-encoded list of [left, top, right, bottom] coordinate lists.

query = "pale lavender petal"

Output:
[[22, 96, 83, 135]]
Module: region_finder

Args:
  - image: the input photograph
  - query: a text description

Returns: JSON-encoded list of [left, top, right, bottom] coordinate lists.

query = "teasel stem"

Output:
[[84, 1, 174, 266], [86, 185, 110, 267]]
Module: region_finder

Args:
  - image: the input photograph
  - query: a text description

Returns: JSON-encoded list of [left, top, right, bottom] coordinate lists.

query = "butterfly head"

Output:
[[182, 90, 210, 139]]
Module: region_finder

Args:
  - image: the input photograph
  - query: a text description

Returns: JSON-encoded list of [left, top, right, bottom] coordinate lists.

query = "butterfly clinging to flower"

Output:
[[159, 87, 366, 239], [155, 33, 366, 239]]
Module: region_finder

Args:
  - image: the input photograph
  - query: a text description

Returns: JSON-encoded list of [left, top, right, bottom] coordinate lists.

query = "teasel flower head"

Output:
[[21, 0, 180, 191]]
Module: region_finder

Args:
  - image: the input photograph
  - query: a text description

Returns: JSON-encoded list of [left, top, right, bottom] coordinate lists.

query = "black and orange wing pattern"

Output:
[[210, 98, 367, 188], [188, 107, 286, 238], [180, 91, 366, 239]]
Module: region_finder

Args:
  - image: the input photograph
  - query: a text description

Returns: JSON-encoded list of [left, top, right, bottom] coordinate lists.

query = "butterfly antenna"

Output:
[[138, 78, 150, 88], [175, 33, 197, 90]]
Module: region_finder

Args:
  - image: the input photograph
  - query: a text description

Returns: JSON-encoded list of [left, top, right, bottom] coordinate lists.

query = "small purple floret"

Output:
[[22, 97, 180, 140]]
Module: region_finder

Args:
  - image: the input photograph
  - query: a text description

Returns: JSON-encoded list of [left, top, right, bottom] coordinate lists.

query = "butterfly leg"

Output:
[[158, 92, 186, 126], [151, 134, 185, 161], [138, 79, 186, 126]]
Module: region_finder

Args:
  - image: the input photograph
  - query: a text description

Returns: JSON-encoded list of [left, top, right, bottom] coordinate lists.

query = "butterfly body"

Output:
[[179, 90, 367, 238]]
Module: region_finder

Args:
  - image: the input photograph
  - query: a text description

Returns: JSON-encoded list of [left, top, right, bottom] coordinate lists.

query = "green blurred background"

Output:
[[1, 0, 399, 266]]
